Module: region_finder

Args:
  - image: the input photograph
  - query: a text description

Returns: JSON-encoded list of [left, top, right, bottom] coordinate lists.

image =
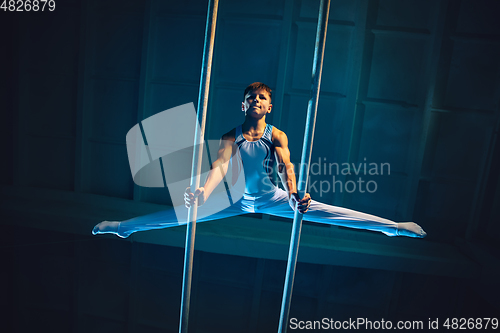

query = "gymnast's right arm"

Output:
[[184, 129, 236, 208]]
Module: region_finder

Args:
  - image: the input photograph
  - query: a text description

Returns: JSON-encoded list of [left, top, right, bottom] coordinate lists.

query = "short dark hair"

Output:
[[243, 82, 272, 102]]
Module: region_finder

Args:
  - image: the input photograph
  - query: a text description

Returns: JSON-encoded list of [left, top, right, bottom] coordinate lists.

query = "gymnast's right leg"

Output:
[[92, 209, 181, 238], [92, 193, 246, 238]]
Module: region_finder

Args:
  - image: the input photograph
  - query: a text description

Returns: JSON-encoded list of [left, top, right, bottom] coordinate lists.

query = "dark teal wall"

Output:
[[3, 0, 500, 243], [1, 0, 500, 332]]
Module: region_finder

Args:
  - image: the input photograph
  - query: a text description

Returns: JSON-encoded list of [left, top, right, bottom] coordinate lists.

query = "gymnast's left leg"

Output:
[[256, 189, 426, 238]]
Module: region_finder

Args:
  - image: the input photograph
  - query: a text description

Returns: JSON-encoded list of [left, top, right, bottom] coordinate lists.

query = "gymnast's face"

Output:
[[242, 89, 273, 118]]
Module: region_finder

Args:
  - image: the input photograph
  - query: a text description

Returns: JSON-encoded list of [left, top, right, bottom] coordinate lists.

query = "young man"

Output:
[[93, 82, 426, 238]]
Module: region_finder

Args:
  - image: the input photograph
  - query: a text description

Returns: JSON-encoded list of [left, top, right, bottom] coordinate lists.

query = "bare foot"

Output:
[[396, 222, 427, 238], [92, 221, 120, 236]]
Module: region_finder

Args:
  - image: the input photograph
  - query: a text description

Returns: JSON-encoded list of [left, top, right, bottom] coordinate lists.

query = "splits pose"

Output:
[[93, 82, 426, 239]]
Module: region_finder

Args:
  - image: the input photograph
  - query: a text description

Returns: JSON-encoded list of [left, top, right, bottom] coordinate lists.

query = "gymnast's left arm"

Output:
[[273, 129, 311, 213]]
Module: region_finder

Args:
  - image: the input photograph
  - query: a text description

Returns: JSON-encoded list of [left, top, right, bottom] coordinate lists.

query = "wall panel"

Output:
[[358, 104, 416, 172], [367, 34, 429, 104], [89, 141, 134, 198], [151, 16, 205, 83], [215, 19, 282, 86], [444, 42, 500, 111], [91, 13, 143, 78], [376, 0, 434, 30], [292, 23, 354, 95], [299, 0, 357, 22]]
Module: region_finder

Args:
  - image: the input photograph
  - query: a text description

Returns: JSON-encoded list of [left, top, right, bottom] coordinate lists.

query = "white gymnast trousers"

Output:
[[93, 124, 426, 238]]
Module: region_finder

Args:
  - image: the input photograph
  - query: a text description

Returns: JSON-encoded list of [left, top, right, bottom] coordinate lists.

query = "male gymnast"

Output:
[[93, 82, 426, 238]]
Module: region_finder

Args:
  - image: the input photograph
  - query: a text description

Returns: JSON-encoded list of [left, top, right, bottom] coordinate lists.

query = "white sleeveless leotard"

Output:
[[234, 124, 277, 197]]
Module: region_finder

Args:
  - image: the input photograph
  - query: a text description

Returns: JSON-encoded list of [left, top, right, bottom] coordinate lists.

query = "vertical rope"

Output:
[[278, 0, 330, 332], [179, 0, 219, 332]]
